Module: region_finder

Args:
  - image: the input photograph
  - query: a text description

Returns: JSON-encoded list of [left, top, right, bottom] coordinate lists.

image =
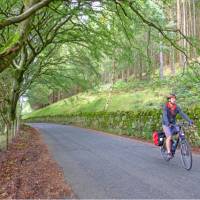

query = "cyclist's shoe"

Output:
[[167, 152, 173, 160]]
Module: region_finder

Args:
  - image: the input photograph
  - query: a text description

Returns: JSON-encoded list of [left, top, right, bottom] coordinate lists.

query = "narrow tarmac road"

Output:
[[29, 123, 200, 199]]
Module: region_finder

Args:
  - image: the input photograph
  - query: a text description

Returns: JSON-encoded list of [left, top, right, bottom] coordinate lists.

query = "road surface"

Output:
[[29, 123, 200, 199]]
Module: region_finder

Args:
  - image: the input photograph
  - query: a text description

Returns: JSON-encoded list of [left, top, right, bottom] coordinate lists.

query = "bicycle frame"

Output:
[[171, 124, 186, 153], [160, 122, 193, 170]]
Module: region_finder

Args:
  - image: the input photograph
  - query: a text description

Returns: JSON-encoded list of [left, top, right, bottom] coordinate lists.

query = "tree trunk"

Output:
[[146, 27, 152, 80], [10, 66, 25, 139], [170, 46, 175, 75], [0, 0, 45, 73], [192, 0, 197, 58], [139, 55, 143, 80], [177, 0, 182, 67], [6, 123, 10, 150], [121, 70, 124, 81], [188, 0, 192, 58], [159, 40, 164, 79], [104, 59, 116, 111], [182, 0, 187, 69]]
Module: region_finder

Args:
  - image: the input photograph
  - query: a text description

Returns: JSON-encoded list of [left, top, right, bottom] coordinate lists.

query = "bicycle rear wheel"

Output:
[[160, 142, 170, 161], [180, 139, 192, 170]]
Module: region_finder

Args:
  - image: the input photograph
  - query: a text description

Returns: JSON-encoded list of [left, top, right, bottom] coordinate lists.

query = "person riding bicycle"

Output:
[[162, 94, 193, 159]]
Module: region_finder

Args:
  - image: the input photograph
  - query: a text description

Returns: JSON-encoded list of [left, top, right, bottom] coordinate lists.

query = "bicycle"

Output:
[[160, 122, 193, 170]]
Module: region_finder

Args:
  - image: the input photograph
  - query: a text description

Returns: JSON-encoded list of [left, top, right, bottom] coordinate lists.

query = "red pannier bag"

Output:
[[153, 131, 165, 146]]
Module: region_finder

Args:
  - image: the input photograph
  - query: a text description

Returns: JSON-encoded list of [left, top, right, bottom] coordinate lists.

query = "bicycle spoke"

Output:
[[180, 140, 192, 170], [159, 122, 193, 170]]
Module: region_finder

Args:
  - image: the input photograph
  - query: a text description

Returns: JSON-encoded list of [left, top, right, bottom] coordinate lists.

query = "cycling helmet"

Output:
[[167, 94, 176, 100]]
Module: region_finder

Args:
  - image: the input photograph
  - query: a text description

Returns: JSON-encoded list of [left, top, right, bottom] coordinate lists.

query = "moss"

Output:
[[0, 33, 20, 55], [25, 107, 200, 147]]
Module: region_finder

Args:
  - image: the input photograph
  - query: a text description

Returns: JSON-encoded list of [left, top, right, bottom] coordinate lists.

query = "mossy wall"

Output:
[[26, 108, 200, 146]]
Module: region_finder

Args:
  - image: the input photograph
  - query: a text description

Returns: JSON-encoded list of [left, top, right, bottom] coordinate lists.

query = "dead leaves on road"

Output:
[[0, 125, 75, 199]]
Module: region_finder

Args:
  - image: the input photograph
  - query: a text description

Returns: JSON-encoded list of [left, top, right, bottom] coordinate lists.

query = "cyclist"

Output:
[[162, 94, 193, 159]]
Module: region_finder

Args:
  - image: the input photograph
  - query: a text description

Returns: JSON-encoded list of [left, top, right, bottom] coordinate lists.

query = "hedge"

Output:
[[25, 107, 200, 146]]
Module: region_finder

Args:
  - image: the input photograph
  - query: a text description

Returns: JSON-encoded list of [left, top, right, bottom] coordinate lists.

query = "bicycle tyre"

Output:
[[160, 142, 170, 161], [180, 139, 192, 170]]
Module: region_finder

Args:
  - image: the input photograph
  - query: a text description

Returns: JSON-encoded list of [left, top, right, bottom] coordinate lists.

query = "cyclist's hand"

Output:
[[168, 123, 173, 128], [189, 120, 194, 126]]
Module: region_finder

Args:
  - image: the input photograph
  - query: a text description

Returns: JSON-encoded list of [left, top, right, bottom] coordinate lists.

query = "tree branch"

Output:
[[0, 0, 53, 30]]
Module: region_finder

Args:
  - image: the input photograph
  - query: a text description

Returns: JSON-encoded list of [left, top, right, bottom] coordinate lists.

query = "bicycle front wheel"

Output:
[[180, 139, 192, 170]]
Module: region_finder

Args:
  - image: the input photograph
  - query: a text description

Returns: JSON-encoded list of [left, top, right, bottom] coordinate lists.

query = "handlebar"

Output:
[[173, 121, 193, 128]]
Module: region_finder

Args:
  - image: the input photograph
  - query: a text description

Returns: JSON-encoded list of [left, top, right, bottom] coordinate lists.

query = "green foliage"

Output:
[[25, 107, 200, 146], [24, 71, 200, 147], [23, 87, 168, 119], [27, 72, 200, 119], [0, 33, 20, 54], [27, 84, 51, 108], [1, 0, 200, 153], [113, 80, 128, 90]]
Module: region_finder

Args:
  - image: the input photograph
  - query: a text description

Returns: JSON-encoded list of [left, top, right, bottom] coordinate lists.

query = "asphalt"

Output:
[[29, 123, 200, 199]]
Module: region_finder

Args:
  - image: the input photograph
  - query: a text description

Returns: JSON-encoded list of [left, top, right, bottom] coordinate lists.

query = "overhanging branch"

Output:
[[0, 0, 53, 30]]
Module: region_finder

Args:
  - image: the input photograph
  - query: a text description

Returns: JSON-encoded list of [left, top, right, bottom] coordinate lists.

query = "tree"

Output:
[[1, 0, 200, 150], [0, 0, 53, 73]]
